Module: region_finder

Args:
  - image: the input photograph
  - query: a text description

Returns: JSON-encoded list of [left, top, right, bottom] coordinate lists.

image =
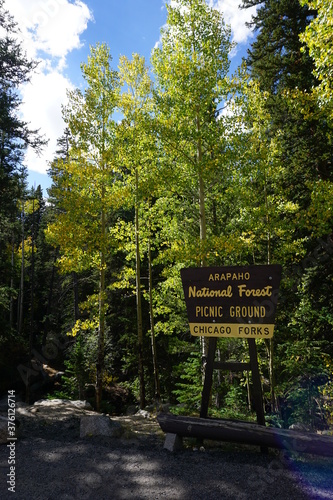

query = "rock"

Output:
[[135, 409, 150, 419], [33, 399, 92, 410], [289, 423, 310, 432], [69, 400, 93, 410], [26, 360, 65, 402], [34, 398, 65, 406], [163, 433, 183, 452], [42, 364, 64, 382], [126, 405, 139, 416], [80, 415, 123, 438], [17, 404, 36, 417], [320, 430, 333, 436]]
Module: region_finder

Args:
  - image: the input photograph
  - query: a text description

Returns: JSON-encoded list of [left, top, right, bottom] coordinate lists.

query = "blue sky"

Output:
[[5, 0, 257, 194]]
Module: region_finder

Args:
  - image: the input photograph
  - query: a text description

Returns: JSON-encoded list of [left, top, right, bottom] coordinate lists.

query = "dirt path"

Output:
[[1, 400, 332, 499]]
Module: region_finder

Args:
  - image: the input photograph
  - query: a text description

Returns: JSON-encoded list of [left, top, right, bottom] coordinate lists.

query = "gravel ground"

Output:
[[1, 401, 333, 500]]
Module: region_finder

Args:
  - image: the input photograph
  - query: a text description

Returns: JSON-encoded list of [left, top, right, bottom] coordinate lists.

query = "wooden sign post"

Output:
[[181, 265, 282, 426]]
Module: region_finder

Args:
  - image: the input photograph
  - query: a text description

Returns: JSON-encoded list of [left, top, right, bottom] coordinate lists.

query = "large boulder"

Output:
[[34, 399, 92, 410], [80, 415, 122, 438]]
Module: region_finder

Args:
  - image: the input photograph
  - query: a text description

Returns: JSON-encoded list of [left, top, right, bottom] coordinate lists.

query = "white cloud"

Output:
[[7, 0, 93, 64], [21, 69, 74, 174], [209, 0, 257, 46], [3, 0, 93, 175]]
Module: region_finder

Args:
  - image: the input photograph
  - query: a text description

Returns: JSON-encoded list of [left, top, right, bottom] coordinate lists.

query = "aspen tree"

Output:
[[117, 54, 160, 408], [151, 0, 233, 359], [47, 44, 120, 411]]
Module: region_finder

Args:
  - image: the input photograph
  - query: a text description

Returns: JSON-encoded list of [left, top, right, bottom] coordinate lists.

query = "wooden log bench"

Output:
[[157, 413, 333, 457]]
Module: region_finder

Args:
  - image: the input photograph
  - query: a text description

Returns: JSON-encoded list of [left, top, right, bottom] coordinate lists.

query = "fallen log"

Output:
[[157, 413, 333, 457]]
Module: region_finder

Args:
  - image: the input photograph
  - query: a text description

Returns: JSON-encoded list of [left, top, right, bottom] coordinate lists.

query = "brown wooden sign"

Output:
[[180, 265, 282, 338]]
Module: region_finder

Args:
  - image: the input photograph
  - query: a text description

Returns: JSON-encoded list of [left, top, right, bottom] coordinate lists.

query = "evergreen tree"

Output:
[[242, 0, 314, 93], [0, 0, 45, 225], [0, 0, 45, 347], [241, 0, 332, 207], [241, 0, 333, 422]]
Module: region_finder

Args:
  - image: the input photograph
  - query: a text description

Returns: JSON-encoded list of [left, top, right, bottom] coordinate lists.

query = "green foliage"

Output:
[[216, 384, 252, 421], [50, 333, 96, 405], [152, 0, 236, 269], [284, 375, 328, 428], [306, 180, 333, 237], [171, 338, 255, 421], [2, 0, 333, 431], [320, 378, 333, 428], [51, 333, 94, 400], [172, 346, 202, 414], [0, 0, 45, 343], [299, 0, 333, 111]]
